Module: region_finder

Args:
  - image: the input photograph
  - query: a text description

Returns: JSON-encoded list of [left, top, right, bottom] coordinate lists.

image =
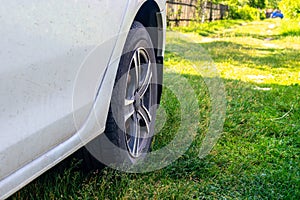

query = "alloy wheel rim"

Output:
[[124, 48, 153, 158]]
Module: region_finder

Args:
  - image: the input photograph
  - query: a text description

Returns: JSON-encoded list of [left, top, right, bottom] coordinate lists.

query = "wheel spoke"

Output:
[[124, 99, 135, 121], [133, 50, 141, 88], [126, 67, 137, 100], [137, 105, 151, 134], [138, 61, 152, 97], [132, 114, 140, 157]]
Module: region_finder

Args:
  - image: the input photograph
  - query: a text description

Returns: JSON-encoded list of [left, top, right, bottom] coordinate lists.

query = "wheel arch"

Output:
[[134, 0, 164, 104]]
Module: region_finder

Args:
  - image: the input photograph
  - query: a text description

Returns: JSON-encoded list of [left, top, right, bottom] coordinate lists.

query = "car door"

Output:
[[0, 0, 129, 181]]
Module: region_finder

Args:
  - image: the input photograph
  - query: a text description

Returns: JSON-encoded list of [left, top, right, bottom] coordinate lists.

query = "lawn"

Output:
[[13, 19, 300, 199]]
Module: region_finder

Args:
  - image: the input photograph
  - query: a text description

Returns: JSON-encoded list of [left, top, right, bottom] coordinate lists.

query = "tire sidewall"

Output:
[[110, 21, 158, 164]]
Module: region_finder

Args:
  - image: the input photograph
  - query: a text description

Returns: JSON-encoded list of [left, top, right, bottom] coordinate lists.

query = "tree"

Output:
[[248, 0, 266, 8], [266, 0, 281, 8]]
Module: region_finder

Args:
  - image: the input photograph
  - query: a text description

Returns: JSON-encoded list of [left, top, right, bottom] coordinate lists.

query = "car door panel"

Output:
[[0, 0, 128, 180]]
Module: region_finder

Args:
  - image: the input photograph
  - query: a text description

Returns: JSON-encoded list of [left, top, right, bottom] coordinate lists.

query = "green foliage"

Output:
[[230, 5, 260, 20], [228, 5, 240, 19], [266, 0, 281, 8], [223, 0, 281, 9], [248, 0, 266, 8], [259, 9, 266, 19], [279, 0, 300, 19], [238, 5, 260, 20], [224, 0, 248, 7], [279, 19, 300, 36]]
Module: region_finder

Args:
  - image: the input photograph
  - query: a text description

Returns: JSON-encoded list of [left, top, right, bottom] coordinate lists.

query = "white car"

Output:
[[0, 0, 166, 198]]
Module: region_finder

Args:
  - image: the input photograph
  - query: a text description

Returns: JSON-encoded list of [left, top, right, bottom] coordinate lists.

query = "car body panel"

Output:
[[0, 0, 166, 198], [0, 0, 128, 180]]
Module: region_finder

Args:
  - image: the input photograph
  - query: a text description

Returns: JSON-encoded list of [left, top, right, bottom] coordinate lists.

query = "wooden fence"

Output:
[[166, 0, 229, 26]]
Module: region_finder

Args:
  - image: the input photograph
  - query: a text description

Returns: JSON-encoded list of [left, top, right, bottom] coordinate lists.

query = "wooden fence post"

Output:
[[166, 0, 228, 26]]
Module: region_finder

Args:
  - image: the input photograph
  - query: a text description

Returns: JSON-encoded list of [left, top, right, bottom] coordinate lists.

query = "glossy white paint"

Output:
[[0, 0, 166, 198]]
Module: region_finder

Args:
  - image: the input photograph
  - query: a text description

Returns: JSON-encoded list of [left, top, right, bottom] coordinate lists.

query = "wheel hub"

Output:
[[133, 93, 142, 111]]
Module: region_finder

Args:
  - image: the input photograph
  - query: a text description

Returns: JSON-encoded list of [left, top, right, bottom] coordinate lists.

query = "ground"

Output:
[[14, 19, 299, 199]]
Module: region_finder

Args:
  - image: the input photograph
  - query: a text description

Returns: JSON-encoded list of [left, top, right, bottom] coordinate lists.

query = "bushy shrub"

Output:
[[228, 6, 240, 19], [229, 5, 260, 20], [259, 10, 266, 20], [279, 0, 300, 19], [239, 5, 260, 20]]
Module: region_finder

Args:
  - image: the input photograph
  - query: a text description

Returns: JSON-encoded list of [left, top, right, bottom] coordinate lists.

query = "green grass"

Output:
[[279, 19, 300, 36], [171, 20, 246, 37], [12, 20, 300, 199]]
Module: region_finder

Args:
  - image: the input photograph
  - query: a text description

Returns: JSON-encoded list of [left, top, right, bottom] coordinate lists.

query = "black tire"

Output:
[[83, 21, 158, 169]]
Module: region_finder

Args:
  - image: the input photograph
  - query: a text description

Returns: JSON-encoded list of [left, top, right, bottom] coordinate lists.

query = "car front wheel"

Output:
[[84, 21, 158, 169]]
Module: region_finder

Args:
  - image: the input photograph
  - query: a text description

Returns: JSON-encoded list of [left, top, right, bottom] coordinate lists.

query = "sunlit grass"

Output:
[[13, 20, 300, 199], [171, 19, 300, 86]]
